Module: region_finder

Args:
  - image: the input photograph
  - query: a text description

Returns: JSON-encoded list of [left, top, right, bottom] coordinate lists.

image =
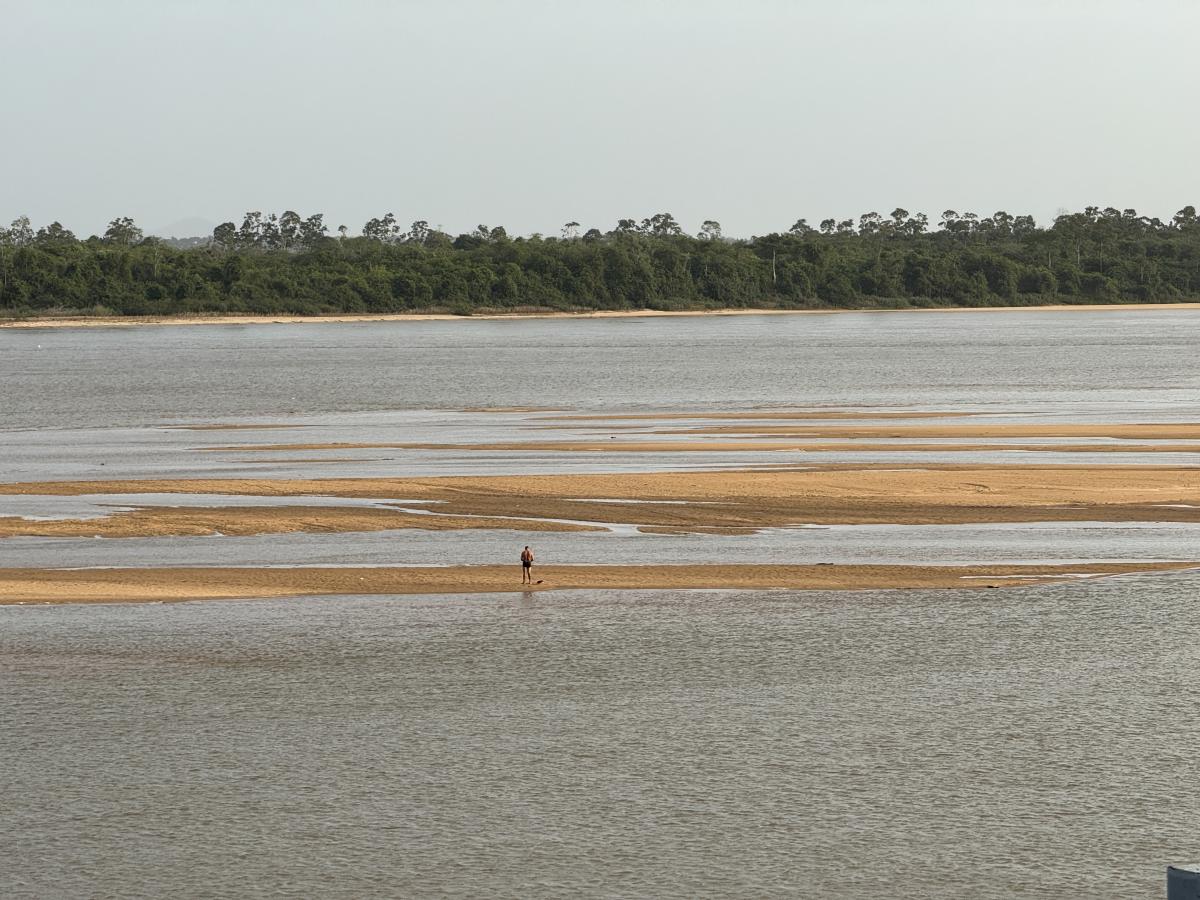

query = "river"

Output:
[[3, 308, 1199, 897]]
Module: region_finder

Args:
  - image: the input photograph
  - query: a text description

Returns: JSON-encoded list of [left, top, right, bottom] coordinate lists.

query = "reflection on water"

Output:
[[4, 575, 1199, 898]]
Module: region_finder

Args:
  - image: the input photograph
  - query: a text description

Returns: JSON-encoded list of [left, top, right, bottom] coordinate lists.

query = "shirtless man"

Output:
[[521, 545, 534, 584]]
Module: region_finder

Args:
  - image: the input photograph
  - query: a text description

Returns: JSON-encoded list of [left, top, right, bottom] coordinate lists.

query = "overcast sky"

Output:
[[4, 0, 1198, 238]]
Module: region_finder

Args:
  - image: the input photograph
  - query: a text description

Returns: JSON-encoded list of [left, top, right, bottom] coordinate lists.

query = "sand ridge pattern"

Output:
[[0, 504, 605, 539], [3, 562, 1198, 605], [4, 465, 1200, 538], [659, 423, 1200, 440], [197, 440, 1200, 455], [539, 410, 980, 421]]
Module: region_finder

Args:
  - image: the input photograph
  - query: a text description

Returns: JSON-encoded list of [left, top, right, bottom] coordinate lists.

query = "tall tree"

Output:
[[212, 222, 238, 250], [279, 211, 303, 250], [641, 213, 683, 237], [5, 216, 34, 245], [300, 214, 327, 247], [363, 213, 399, 242], [103, 217, 142, 245], [35, 222, 76, 243]]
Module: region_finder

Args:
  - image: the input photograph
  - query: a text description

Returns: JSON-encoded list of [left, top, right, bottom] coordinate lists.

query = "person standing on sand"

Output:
[[521, 545, 534, 583]]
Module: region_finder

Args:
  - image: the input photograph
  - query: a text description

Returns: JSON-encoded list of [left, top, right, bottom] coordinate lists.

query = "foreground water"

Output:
[[4, 574, 1199, 899]]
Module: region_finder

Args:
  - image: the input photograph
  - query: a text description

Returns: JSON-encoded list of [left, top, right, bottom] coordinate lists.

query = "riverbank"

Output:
[[3, 562, 1196, 604], [5, 303, 1200, 329]]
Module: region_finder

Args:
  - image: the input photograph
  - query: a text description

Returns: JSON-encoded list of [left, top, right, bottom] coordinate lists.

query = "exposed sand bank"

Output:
[[3, 562, 1195, 604], [5, 303, 1200, 329], [0, 504, 603, 539], [543, 410, 979, 421], [4, 465, 1200, 534], [166, 423, 308, 431], [199, 439, 1200, 455], [457, 406, 568, 413], [666, 423, 1200, 440]]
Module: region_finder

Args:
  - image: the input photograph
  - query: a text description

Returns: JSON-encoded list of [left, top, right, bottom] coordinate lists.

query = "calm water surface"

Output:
[[4, 575, 1199, 898], [3, 310, 1200, 897], [5, 309, 1200, 430]]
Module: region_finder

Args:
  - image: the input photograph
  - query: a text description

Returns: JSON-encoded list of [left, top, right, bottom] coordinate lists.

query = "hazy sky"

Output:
[[4, 0, 1199, 237]]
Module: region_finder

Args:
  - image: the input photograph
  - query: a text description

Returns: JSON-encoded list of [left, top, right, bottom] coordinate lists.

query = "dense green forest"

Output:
[[2, 206, 1200, 317]]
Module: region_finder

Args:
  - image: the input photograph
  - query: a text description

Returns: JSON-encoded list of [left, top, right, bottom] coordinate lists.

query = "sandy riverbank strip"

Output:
[[5, 303, 1200, 329], [542, 410, 979, 421], [200, 439, 1200, 455], [166, 423, 308, 431], [3, 466, 1200, 535], [0, 504, 605, 539], [661, 423, 1200, 440], [3, 562, 1196, 604]]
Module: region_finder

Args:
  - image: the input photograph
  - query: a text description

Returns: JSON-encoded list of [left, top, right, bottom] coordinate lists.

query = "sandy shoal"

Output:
[[542, 410, 978, 421], [165, 423, 307, 431], [199, 440, 1200, 455], [0, 505, 603, 539], [3, 466, 1200, 533], [456, 406, 568, 413], [3, 562, 1196, 604], [6, 303, 1200, 329], [664, 423, 1200, 440]]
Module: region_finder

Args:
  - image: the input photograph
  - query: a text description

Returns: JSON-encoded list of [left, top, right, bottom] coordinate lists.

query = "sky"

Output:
[[3, 0, 1199, 238]]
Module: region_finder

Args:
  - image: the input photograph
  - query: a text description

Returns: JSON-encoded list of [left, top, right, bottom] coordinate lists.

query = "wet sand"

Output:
[[200, 439, 1200, 455], [4, 465, 1200, 535], [665, 423, 1200, 440], [0, 504, 604, 539], [165, 423, 308, 431], [543, 410, 979, 421], [3, 562, 1196, 604], [5, 303, 1200, 329]]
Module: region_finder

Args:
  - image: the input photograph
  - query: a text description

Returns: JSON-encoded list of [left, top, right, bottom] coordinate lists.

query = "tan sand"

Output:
[[164, 423, 307, 431], [242, 458, 386, 465], [6, 303, 1200, 329], [665, 423, 1200, 440], [543, 410, 979, 421], [3, 465, 1200, 532], [457, 406, 568, 413], [197, 440, 1200, 455], [3, 562, 1196, 605], [0, 505, 603, 539]]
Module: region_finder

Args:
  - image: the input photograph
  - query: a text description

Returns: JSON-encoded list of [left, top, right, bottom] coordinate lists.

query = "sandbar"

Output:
[[165, 423, 308, 431], [542, 410, 978, 421], [664, 423, 1200, 440], [3, 562, 1196, 604], [3, 466, 1200, 533], [0, 504, 603, 539], [198, 440, 1200, 455]]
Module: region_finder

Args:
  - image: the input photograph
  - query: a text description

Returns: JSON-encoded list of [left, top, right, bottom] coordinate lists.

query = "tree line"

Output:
[[2, 205, 1200, 317]]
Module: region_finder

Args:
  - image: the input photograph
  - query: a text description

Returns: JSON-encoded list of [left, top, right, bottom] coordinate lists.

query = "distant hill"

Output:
[[159, 235, 212, 249], [150, 217, 217, 248]]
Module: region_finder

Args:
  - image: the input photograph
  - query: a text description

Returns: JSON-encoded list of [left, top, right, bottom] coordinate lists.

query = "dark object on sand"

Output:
[[1168, 864, 1200, 899]]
